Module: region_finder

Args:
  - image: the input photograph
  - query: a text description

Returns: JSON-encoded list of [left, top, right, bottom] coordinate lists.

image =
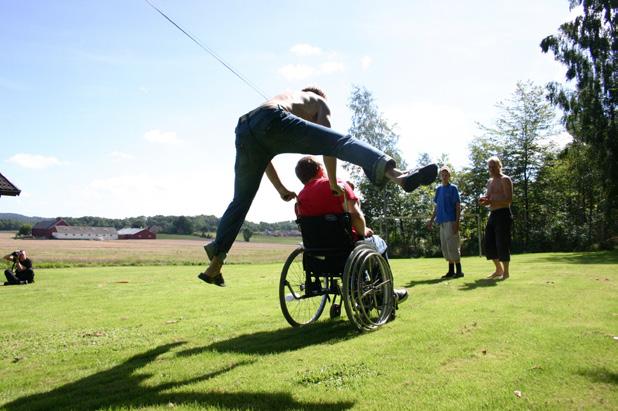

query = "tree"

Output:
[[172, 216, 194, 235], [540, 0, 617, 241], [17, 224, 32, 237], [346, 86, 413, 255], [242, 227, 253, 242], [346, 86, 407, 217], [477, 81, 557, 251]]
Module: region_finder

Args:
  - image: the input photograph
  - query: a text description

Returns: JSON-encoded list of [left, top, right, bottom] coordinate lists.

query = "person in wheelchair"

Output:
[[294, 156, 408, 305]]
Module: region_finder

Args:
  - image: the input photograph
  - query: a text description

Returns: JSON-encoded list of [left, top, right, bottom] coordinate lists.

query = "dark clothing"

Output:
[[4, 258, 35, 285], [209, 105, 395, 259], [484, 208, 512, 262]]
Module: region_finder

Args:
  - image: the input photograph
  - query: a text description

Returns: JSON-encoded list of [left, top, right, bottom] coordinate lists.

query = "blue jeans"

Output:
[[209, 106, 395, 259]]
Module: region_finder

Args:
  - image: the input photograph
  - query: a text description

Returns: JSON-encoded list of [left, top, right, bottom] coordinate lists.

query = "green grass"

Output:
[[1, 252, 616, 410]]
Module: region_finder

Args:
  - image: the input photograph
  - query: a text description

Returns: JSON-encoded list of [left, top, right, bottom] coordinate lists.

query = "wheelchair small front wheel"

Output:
[[279, 247, 327, 327]]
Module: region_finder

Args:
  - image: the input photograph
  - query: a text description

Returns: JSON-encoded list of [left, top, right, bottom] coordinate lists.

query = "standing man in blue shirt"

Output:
[[428, 166, 463, 279]]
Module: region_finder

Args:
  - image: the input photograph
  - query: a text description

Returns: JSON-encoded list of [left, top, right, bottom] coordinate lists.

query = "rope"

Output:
[[144, 0, 269, 100]]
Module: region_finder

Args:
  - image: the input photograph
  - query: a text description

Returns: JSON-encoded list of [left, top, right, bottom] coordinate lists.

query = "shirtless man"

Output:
[[198, 86, 438, 286], [479, 156, 513, 280]]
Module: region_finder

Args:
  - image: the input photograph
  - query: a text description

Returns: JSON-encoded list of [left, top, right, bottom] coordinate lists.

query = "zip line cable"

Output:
[[144, 0, 269, 100]]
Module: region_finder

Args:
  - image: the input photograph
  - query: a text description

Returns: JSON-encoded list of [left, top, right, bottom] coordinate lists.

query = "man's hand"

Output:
[[330, 182, 345, 196], [364, 227, 374, 237], [279, 188, 296, 202]]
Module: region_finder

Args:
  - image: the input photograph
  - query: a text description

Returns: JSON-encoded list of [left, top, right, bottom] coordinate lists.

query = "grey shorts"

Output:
[[439, 221, 461, 261]]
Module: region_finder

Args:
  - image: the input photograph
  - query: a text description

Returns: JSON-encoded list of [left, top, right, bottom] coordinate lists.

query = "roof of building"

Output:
[[0, 172, 21, 196], [54, 226, 117, 235], [33, 218, 65, 230], [118, 227, 149, 235]]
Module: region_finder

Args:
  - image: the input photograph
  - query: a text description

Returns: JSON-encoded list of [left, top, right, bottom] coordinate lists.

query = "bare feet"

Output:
[[497, 273, 510, 280], [486, 272, 503, 279]]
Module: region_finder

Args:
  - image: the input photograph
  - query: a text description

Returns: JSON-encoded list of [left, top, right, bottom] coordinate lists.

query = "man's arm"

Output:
[[453, 202, 461, 233], [323, 156, 344, 195], [315, 99, 331, 128], [265, 162, 296, 201], [349, 200, 370, 238], [428, 206, 437, 229], [3, 253, 13, 262]]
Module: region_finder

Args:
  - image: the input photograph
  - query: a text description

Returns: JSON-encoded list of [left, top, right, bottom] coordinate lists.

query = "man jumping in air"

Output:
[[199, 87, 437, 286]]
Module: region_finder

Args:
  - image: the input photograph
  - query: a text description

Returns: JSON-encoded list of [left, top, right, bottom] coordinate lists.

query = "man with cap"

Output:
[[428, 166, 464, 279]]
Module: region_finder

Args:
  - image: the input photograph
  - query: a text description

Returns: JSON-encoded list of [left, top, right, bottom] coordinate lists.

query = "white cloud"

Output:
[[278, 64, 317, 81], [7, 153, 63, 169], [290, 43, 322, 56], [278, 61, 345, 81], [110, 151, 135, 161], [143, 129, 180, 144], [361, 56, 372, 71], [319, 61, 345, 74]]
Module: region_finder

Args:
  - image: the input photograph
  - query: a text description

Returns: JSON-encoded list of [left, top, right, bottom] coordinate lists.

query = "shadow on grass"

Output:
[[458, 278, 500, 291], [405, 277, 445, 287], [3, 342, 354, 411], [578, 368, 618, 385], [526, 250, 618, 265], [178, 321, 357, 356]]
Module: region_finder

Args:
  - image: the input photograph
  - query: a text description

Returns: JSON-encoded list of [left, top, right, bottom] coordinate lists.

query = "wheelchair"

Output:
[[278, 213, 396, 332]]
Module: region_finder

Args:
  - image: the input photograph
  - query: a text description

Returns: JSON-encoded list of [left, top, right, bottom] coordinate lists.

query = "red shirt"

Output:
[[296, 177, 357, 217]]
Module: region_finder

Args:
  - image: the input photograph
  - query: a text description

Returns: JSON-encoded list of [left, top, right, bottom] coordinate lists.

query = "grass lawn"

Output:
[[0, 251, 616, 410]]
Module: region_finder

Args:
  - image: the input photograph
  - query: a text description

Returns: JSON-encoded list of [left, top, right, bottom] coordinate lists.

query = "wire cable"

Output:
[[144, 0, 268, 100]]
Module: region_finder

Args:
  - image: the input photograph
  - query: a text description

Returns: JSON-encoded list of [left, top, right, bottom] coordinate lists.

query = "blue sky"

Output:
[[1, 1, 574, 222]]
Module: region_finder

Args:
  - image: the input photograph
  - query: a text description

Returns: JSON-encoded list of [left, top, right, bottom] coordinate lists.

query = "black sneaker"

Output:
[[441, 272, 455, 279], [393, 288, 408, 304], [453, 272, 465, 278], [401, 164, 438, 192]]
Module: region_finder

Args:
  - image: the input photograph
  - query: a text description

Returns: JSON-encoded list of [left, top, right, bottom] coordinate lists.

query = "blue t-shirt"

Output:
[[433, 184, 461, 224]]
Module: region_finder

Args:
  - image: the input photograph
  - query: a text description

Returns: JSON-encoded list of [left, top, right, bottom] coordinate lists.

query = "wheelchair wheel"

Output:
[[279, 247, 327, 327], [342, 245, 395, 332]]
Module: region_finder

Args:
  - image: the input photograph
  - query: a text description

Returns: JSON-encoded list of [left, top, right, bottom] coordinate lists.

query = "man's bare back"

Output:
[[263, 90, 331, 128]]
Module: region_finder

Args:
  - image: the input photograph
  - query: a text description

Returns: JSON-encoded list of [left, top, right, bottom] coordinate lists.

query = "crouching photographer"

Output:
[[3, 250, 35, 285]]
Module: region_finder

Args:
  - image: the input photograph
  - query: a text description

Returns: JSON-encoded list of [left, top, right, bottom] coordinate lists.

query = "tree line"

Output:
[[346, 0, 616, 257], [1, 215, 297, 237]]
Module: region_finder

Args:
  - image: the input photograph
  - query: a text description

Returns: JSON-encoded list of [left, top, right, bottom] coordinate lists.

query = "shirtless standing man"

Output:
[[199, 87, 438, 286], [479, 156, 513, 280]]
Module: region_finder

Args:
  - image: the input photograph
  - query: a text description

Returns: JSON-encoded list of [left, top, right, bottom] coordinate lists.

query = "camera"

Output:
[[11, 250, 22, 259]]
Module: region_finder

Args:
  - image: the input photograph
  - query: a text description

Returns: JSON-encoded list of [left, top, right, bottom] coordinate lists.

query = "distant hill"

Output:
[[0, 213, 46, 224]]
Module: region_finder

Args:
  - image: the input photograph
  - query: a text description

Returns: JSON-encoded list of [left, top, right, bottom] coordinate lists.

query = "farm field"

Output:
[[0, 232, 298, 267], [1, 249, 617, 410]]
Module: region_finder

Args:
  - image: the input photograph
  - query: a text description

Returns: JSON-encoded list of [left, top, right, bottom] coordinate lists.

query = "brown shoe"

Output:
[[198, 272, 226, 287]]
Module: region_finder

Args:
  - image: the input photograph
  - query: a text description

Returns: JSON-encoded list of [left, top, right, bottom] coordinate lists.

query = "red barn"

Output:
[[32, 218, 68, 239], [117, 227, 156, 240]]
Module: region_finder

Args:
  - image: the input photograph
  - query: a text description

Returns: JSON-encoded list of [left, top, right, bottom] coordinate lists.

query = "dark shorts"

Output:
[[485, 208, 512, 262]]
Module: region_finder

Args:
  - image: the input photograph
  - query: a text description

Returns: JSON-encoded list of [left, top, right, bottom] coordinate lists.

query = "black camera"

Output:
[[11, 250, 22, 259]]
